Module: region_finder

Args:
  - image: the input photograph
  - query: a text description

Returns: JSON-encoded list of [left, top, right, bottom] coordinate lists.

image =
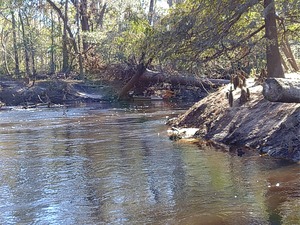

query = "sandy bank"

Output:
[[169, 79, 300, 162]]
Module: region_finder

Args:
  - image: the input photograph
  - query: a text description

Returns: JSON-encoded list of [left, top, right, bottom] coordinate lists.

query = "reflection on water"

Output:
[[0, 102, 299, 225]]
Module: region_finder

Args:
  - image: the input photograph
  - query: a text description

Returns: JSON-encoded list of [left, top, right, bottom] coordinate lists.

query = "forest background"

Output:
[[0, 0, 300, 85]]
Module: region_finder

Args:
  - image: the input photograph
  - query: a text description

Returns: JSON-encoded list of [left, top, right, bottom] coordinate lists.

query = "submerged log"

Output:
[[263, 78, 300, 103]]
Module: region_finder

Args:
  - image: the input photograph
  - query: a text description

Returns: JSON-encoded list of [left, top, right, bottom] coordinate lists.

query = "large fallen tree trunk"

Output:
[[117, 67, 231, 99], [118, 53, 153, 100], [263, 78, 300, 103], [118, 63, 147, 100], [140, 69, 230, 88]]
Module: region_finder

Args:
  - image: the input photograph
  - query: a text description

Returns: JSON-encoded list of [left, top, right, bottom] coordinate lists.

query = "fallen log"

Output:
[[263, 78, 300, 103], [140, 69, 230, 88], [118, 63, 147, 100]]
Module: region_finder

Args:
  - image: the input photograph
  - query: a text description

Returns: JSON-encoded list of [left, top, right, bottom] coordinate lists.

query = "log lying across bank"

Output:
[[263, 78, 300, 103], [140, 69, 230, 88], [117, 68, 231, 100]]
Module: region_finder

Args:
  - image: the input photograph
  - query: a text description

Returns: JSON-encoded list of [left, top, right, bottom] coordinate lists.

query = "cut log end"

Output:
[[263, 78, 300, 103]]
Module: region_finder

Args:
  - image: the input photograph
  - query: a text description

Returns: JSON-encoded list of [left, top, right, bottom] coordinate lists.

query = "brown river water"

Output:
[[0, 101, 299, 225]]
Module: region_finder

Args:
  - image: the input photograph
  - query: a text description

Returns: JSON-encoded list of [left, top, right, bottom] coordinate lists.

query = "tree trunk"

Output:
[[118, 52, 153, 100], [62, 0, 69, 73], [79, 0, 90, 51], [263, 78, 300, 103], [31, 49, 36, 85], [19, 10, 31, 80], [280, 54, 289, 72], [1, 31, 11, 75], [75, 0, 84, 79], [118, 63, 147, 100], [11, 10, 20, 77], [264, 0, 284, 78], [50, 9, 55, 74], [97, 3, 107, 29], [148, 0, 155, 25], [281, 37, 299, 72]]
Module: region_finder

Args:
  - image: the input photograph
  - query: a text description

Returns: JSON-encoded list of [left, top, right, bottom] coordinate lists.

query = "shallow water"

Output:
[[0, 101, 299, 225]]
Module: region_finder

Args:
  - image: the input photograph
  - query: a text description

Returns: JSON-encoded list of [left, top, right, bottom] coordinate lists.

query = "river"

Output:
[[0, 101, 299, 225]]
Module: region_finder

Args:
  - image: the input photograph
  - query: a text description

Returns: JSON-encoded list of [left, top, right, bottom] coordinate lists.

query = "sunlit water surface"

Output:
[[0, 101, 299, 225]]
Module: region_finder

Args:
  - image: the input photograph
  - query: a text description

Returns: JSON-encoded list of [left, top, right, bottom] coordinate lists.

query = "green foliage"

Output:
[[116, 18, 154, 59], [0, 0, 299, 78], [146, 0, 264, 72], [84, 4, 153, 64], [276, 0, 300, 40]]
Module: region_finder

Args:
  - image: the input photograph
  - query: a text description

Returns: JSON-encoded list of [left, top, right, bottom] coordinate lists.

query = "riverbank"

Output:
[[168, 79, 300, 162], [0, 77, 209, 108], [0, 79, 119, 107]]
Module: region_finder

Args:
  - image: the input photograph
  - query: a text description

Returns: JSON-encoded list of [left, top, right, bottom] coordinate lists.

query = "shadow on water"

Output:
[[0, 102, 299, 225]]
